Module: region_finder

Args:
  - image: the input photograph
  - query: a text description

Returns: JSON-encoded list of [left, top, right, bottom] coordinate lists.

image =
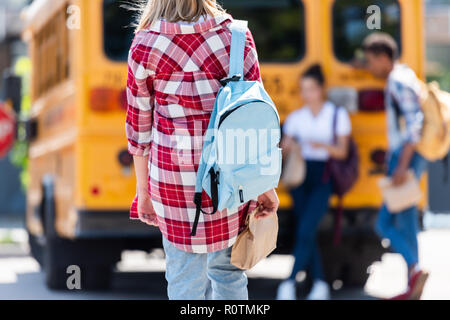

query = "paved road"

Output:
[[0, 228, 449, 300]]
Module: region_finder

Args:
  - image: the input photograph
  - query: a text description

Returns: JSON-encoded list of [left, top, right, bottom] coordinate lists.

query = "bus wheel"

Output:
[[41, 178, 116, 290], [28, 231, 44, 267], [45, 237, 73, 290], [44, 237, 114, 290]]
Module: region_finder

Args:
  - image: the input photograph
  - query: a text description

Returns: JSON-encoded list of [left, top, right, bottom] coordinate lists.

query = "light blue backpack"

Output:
[[191, 20, 282, 236]]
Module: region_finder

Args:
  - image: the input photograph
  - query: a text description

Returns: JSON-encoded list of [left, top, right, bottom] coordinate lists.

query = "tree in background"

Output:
[[9, 56, 31, 192]]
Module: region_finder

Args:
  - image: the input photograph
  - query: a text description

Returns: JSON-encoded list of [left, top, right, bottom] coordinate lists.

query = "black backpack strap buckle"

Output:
[[190, 168, 220, 236], [219, 74, 242, 86]]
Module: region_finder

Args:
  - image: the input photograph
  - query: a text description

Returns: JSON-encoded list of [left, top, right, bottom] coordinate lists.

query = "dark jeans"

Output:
[[288, 160, 332, 281]]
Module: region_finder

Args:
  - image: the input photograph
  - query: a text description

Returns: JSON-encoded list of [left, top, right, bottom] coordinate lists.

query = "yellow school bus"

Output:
[[22, 0, 425, 289]]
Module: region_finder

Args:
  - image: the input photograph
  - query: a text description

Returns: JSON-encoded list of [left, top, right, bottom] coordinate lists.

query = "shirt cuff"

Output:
[[128, 142, 151, 157]]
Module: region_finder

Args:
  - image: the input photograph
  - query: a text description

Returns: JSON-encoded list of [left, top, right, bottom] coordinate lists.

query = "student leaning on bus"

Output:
[[124, 0, 279, 300], [362, 32, 429, 300], [277, 65, 352, 300]]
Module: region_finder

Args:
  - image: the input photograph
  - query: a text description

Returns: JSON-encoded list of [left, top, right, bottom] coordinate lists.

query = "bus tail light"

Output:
[[90, 88, 128, 111], [358, 90, 385, 112]]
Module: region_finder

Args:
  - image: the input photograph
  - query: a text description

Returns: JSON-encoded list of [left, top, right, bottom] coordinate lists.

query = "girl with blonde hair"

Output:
[[125, 0, 279, 300]]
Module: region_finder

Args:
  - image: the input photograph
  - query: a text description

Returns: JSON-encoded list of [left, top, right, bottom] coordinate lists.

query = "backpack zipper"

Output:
[[218, 102, 253, 128], [218, 101, 281, 133]]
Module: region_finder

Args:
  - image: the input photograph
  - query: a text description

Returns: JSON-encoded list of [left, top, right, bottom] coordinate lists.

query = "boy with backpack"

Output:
[[362, 33, 429, 300]]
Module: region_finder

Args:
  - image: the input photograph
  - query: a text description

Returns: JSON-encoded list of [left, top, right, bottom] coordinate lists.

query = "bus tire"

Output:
[[26, 183, 49, 268], [41, 177, 115, 290], [27, 231, 44, 267], [45, 237, 73, 290], [44, 236, 114, 290]]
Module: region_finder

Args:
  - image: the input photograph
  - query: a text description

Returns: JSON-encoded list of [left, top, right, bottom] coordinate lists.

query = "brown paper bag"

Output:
[[281, 140, 306, 190], [378, 170, 422, 214], [230, 204, 278, 270]]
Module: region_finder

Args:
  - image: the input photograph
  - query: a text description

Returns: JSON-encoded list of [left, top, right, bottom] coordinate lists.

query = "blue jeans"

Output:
[[161, 234, 248, 300], [288, 160, 332, 281], [375, 145, 427, 267]]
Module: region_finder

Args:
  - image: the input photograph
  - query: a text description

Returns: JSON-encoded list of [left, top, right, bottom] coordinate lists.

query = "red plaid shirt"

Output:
[[125, 12, 261, 253]]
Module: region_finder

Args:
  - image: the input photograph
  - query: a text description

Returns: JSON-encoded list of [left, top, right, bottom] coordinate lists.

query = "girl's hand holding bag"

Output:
[[230, 203, 279, 270], [280, 139, 306, 190]]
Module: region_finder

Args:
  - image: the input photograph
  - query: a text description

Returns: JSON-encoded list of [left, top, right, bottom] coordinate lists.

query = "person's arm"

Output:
[[391, 83, 423, 185], [280, 134, 297, 158], [392, 143, 416, 185], [312, 135, 350, 160], [125, 37, 157, 225], [279, 110, 300, 158]]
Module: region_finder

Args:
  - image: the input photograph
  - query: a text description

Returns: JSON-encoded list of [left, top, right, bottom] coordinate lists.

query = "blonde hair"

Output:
[[126, 0, 227, 33]]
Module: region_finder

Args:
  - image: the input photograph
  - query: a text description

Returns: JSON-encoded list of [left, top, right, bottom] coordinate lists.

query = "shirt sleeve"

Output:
[[125, 38, 155, 157], [242, 28, 262, 83], [336, 107, 352, 137], [390, 80, 424, 144]]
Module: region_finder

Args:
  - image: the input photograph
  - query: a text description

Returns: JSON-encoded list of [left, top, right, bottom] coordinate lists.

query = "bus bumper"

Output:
[[75, 209, 161, 239]]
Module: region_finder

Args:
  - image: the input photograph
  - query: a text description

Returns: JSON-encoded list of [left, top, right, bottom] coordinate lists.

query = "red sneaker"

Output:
[[387, 290, 411, 300], [387, 269, 429, 300], [408, 269, 429, 300]]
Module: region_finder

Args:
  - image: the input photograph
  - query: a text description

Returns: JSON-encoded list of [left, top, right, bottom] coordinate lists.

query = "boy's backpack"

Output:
[[392, 81, 450, 162], [416, 81, 450, 161], [191, 20, 282, 237]]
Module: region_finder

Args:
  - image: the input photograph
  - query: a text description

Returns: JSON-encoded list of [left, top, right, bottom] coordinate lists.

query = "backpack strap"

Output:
[[191, 167, 219, 236], [228, 19, 248, 80], [332, 104, 339, 144], [191, 100, 219, 236]]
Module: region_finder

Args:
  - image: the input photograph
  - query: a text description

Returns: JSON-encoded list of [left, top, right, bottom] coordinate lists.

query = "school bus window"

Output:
[[103, 0, 305, 63], [33, 6, 70, 98], [103, 0, 135, 61], [333, 0, 401, 62], [221, 0, 305, 62]]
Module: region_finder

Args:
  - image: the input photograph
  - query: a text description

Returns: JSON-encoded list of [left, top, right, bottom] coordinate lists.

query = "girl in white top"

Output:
[[277, 64, 352, 301], [283, 100, 351, 160]]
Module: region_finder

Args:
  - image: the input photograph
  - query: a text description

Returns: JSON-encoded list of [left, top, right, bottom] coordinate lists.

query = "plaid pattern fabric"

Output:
[[385, 63, 424, 151], [125, 13, 262, 253]]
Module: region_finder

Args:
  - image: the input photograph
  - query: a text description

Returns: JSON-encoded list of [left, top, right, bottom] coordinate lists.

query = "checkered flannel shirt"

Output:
[[125, 12, 262, 253]]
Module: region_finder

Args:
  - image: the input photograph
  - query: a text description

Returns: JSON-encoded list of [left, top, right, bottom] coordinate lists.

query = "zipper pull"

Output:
[[238, 185, 244, 203]]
